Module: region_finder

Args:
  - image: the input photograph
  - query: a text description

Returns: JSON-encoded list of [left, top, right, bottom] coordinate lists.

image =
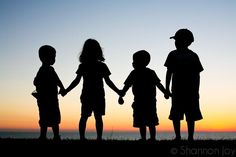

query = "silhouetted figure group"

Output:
[[32, 28, 203, 142]]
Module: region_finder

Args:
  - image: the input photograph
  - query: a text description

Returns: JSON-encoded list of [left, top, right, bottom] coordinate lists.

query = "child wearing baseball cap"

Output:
[[164, 29, 204, 142]]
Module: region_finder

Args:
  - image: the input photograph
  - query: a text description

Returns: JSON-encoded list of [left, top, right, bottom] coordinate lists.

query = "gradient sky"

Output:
[[0, 0, 236, 132]]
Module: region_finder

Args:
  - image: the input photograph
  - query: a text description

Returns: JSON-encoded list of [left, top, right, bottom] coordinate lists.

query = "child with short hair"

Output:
[[164, 28, 204, 141], [119, 50, 169, 141], [33, 45, 65, 141]]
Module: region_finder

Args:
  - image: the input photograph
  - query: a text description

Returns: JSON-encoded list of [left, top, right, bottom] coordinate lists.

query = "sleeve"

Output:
[[152, 70, 161, 85], [33, 74, 38, 86], [124, 71, 134, 87], [76, 64, 83, 75], [51, 68, 62, 85], [102, 63, 111, 77], [195, 55, 204, 72], [164, 51, 174, 70], [33, 69, 41, 87]]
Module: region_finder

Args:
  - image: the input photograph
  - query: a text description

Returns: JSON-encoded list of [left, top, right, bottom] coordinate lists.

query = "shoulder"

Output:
[[146, 68, 155, 74], [98, 62, 109, 69], [188, 50, 198, 56], [166, 50, 178, 58], [129, 69, 136, 75], [98, 61, 107, 66], [39, 65, 54, 73], [49, 66, 55, 71], [169, 50, 178, 55], [187, 50, 201, 61], [78, 63, 83, 68], [146, 68, 159, 77], [165, 50, 177, 66], [76, 63, 83, 73]]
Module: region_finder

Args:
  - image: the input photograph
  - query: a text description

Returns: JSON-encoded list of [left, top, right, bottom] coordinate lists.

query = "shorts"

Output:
[[80, 96, 105, 117], [169, 97, 203, 121], [132, 101, 159, 127], [37, 99, 61, 127]]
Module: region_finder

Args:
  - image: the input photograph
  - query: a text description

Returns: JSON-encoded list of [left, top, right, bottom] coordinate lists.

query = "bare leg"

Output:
[[149, 125, 156, 141], [39, 125, 47, 140], [173, 120, 181, 140], [187, 120, 195, 141], [139, 126, 146, 140], [52, 125, 61, 141], [79, 116, 88, 141], [95, 115, 103, 141]]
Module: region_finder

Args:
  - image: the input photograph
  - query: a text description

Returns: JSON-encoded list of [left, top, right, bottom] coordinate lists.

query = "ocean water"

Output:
[[0, 131, 235, 140]]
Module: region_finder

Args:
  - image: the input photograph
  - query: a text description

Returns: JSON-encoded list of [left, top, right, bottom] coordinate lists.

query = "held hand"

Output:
[[118, 97, 124, 105], [59, 88, 67, 97], [164, 93, 169, 99], [118, 90, 125, 97], [164, 89, 172, 99]]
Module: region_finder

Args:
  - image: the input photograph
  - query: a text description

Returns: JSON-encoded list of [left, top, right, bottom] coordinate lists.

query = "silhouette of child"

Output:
[[62, 39, 121, 141], [33, 45, 65, 141], [164, 29, 204, 141], [119, 50, 169, 141]]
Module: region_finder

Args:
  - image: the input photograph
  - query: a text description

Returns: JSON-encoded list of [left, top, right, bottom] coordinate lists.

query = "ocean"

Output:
[[0, 131, 235, 140]]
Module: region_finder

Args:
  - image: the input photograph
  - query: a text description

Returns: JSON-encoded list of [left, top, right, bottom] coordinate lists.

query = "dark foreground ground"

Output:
[[0, 138, 235, 157]]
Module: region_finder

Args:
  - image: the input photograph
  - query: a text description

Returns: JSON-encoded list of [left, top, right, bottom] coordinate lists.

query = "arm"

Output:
[[104, 76, 120, 95], [156, 81, 170, 99], [57, 78, 65, 90], [64, 74, 82, 95], [120, 84, 130, 97], [118, 84, 130, 105], [165, 69, 172, 94], [156, 82, 168, 95], [55, 72, 65, 95], [163, 69, 173, 99]]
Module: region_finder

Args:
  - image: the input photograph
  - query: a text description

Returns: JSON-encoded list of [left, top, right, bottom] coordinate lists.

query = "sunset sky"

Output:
[[0, 0, 236, 133]]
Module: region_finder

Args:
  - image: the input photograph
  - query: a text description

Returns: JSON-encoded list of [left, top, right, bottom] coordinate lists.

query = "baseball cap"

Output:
[[170, 29, 194, 42]]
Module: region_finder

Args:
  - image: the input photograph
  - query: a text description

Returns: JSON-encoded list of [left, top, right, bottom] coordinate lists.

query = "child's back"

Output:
[[125, 67, 160, 103], [120, 50, 169, 141], [77, 61, 110, 102]]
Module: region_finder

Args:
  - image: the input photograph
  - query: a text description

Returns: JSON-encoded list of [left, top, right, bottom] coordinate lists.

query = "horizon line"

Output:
[[0, 128, 236, 133]]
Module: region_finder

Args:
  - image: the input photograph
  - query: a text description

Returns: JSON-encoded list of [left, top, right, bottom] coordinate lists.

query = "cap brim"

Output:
[[170, 36, 175, 39]]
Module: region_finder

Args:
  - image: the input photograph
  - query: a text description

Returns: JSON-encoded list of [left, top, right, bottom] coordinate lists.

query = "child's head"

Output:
[[79, 38, 105, 63], [170, 28, 194, 49], [132, 50, 150, 69], [38, 45, 56, 65]]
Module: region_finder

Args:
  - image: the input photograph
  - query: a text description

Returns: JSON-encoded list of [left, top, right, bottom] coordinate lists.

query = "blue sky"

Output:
[[0, 0, 236, 131]]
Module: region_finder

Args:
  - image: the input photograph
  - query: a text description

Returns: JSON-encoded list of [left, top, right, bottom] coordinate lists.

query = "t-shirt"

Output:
[[76, 61, 111, 99], [164, 49, 203, 98], [34, 65, 60, 101], [124, 68, 161, 102]]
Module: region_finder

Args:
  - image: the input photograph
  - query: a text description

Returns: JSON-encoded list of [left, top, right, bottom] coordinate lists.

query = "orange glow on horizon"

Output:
[[0, 101, 235, 133], [1, 122, 235, 132]]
